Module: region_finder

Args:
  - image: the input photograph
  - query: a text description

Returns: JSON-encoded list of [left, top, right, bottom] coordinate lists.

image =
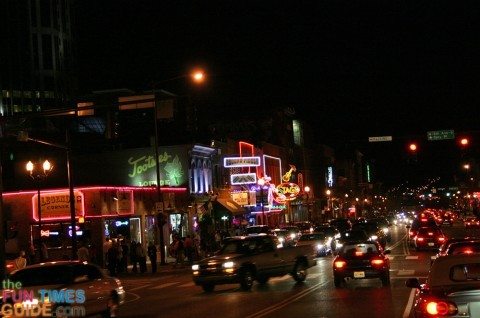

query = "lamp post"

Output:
[[258, 179, 266, 225], [152, 68, 206, 265], [304, 186, 311, 222], [326, 189, 332, 221], [26, 159, 53, 262]]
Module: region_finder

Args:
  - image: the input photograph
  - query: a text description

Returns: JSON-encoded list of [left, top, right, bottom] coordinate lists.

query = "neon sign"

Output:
[[32, 191, 84, 221], [115, 220, 129, 227], [230, 173, 257, 185], [223, 156, 261, 168], [273, 183, 301, 203]]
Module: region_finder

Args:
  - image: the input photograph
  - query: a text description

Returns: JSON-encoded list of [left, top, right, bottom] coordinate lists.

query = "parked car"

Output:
[[406, 254, 480, 317], [3, 261, 125, 317], [296, 232, 332, 256], [192, 235, 317, 292], [333, 241, 391, 287]]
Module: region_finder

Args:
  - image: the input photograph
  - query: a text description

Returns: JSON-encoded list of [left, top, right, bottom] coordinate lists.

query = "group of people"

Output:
[[103, 238, 159, 276], [169, 234, 196, 267]]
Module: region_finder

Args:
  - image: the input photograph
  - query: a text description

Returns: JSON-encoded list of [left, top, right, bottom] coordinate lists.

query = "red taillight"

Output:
[[417, 237, 424, 242], [355, 251, 363, 256], [371, 258, 384, 266], [6, 264, 13, 269], [334, 260, 347, 269], [438, 237, 445, 242], [428, 232, 433, 236], [425, 300, 457, 316]]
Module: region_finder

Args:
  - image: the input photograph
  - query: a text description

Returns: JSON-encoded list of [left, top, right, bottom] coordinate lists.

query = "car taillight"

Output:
[[355, 251, 363, 257], [417, 237, 424, 241], [371, 258, 384, 266], [334, 260, 347, 269], [6, 264, 13, 269], [428, 232, 434, 236], [438, 237, 445, 242], [425, 300, 457, 316]]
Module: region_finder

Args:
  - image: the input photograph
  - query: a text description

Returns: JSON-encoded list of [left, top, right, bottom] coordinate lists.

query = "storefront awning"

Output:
[[215, 199, 246, 216]]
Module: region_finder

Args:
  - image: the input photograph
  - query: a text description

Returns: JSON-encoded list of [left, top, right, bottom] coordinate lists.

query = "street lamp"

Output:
[[304, 186, 311, 222], [326, 189, 332, 220], [152, 68, 206, 265], [26, 159, 53, 262], [258, 179, 266, 225]]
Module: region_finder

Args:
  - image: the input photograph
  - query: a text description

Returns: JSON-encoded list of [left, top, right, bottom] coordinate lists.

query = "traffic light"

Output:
[[458, 137, 470, 148], [407, 142, 418, 153]]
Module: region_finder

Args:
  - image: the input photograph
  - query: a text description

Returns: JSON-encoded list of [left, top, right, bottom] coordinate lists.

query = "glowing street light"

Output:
[[191, 70, 205, 83]]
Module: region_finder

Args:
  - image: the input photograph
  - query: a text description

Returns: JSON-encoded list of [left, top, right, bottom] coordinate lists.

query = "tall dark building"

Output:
[[0, 0, 76, 116]]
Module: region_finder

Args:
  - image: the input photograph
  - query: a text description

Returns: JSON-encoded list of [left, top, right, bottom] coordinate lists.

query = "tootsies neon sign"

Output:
[[273, 183, 300, 204]]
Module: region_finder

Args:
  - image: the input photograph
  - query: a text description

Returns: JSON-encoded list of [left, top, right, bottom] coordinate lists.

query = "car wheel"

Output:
[[257, 275, 269, 284], [240, 269, 254, 290], [334, 276, 343, 288], [293, 262, 307, 282], [202, 283, 215, 292], [381, 273, 390, 286]]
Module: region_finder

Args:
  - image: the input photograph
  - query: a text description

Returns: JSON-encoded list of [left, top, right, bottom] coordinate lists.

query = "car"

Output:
[[296, 232, 332, 256], [294, 221, 314, 234], [272, 229, 296, 247], [313, 225, 341, 250], [441, 214, 454, 226], [335, 230, 370, 252], [369, 217, 392, 242], [329, 218, 352, 234], [332, 241, 391, 287], [464, 217, 480, 229], [351, 221, 387, 248], [408, 217, 439, 245], [413, 227, 446, 251], [406, 254, 480, 317], [440, 240, 480, 256], [3, 261, 125, 317], [245, 225, 272, 235], [192, 235, 317, 292], [280, 226, 301, 243]]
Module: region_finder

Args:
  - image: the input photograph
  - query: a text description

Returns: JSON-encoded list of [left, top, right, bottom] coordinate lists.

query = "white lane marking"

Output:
[[123, 292, 141, 304], [390, 276, 426, 280], [178, 282, 195, 287], [128, 284, 151, 291], [245, 280, 329, 318], [397, 270, 415, 276], [270, 275, 291, 282], [403, 288, 416, 318], [150, 282, 179, 289], [307, 273, 321, 279], [405, 256, 418, 260]]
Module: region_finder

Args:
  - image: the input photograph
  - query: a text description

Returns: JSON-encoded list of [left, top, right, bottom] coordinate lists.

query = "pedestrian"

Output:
[[107, 243, 119, 277], [174, 236, 185, 267], [103, 238, 112, 268], [184, 235, 194, 264], [77, 243, 90, 262], [14, 251, 27, 270], [136, 242, 147, 273], [130, 241, 138, 273], [120, 239, 129, 273], [27, 242, 35, 265], [40, 242, 49, 261], [147, 242, 157, 274]]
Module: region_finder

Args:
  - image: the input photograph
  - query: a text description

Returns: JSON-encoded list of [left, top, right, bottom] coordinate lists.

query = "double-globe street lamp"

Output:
[[152, 69, 206, 265], [26, 159, 53, 262]]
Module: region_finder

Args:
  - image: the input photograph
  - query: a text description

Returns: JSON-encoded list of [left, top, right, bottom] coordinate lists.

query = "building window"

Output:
[[293, 120, 303, 146]]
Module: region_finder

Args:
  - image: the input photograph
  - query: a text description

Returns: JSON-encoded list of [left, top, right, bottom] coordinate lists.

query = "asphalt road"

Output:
[[117, 221, 474, 318]]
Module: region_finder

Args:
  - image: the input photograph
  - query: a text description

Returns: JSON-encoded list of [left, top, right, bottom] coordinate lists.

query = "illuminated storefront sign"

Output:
[[32, 191, 84, 221], [273, 182, 301, 203], [231, 191, 250, 206], [224, 156, 261, 168], [327, 166, 334, 187], [230, 173, 257, 185]]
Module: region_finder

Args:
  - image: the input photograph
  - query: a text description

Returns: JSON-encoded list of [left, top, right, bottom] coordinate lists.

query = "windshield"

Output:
[[220, 240, 258, 254]]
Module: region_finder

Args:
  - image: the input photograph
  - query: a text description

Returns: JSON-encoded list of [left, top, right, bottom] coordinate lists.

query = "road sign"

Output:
[[427, 130, 455, 141], [368, 136, 393, 142]]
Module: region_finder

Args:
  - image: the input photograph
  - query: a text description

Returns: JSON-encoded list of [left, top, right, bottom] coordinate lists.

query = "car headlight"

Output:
[[278, 237, 285, 242], [222, 261, 235, 269], [336, 242, 343, 248], [370, 235, 378, 240], [290, 233, 296, 239], [192, 264, 199, 271], [316, 244, 324, 250], [382, 227, 389, 234]]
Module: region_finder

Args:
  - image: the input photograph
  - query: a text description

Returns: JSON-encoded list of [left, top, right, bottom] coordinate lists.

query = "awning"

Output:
[[215, 199, 246, 216]]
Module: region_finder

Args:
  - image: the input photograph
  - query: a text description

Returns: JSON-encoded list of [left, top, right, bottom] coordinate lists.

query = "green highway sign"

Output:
[[427, 129, 455, 141]]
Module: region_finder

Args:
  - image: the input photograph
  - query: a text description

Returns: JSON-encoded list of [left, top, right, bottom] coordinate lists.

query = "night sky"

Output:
[[74, 1, 480, 187]]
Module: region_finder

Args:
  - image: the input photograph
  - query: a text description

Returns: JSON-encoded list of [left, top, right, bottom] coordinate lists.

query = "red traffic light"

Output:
[[408, 143, 418, 152], [459, 137, 470, 147]]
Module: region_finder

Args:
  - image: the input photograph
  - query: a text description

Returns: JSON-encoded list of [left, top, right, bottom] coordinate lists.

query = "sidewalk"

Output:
[[113, 256, 192, 278]]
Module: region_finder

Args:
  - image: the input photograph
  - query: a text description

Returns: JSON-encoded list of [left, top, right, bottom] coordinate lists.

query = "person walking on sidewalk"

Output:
[[130, 240, 138, 273], [173, 236, 185, 267], [184, 235, 194, 264], [136, 242, 147, 273], [147, 242, 157, 274]]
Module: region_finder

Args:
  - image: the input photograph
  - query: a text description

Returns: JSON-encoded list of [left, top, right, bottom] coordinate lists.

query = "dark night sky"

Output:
[[74, 1, 480, 187]]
